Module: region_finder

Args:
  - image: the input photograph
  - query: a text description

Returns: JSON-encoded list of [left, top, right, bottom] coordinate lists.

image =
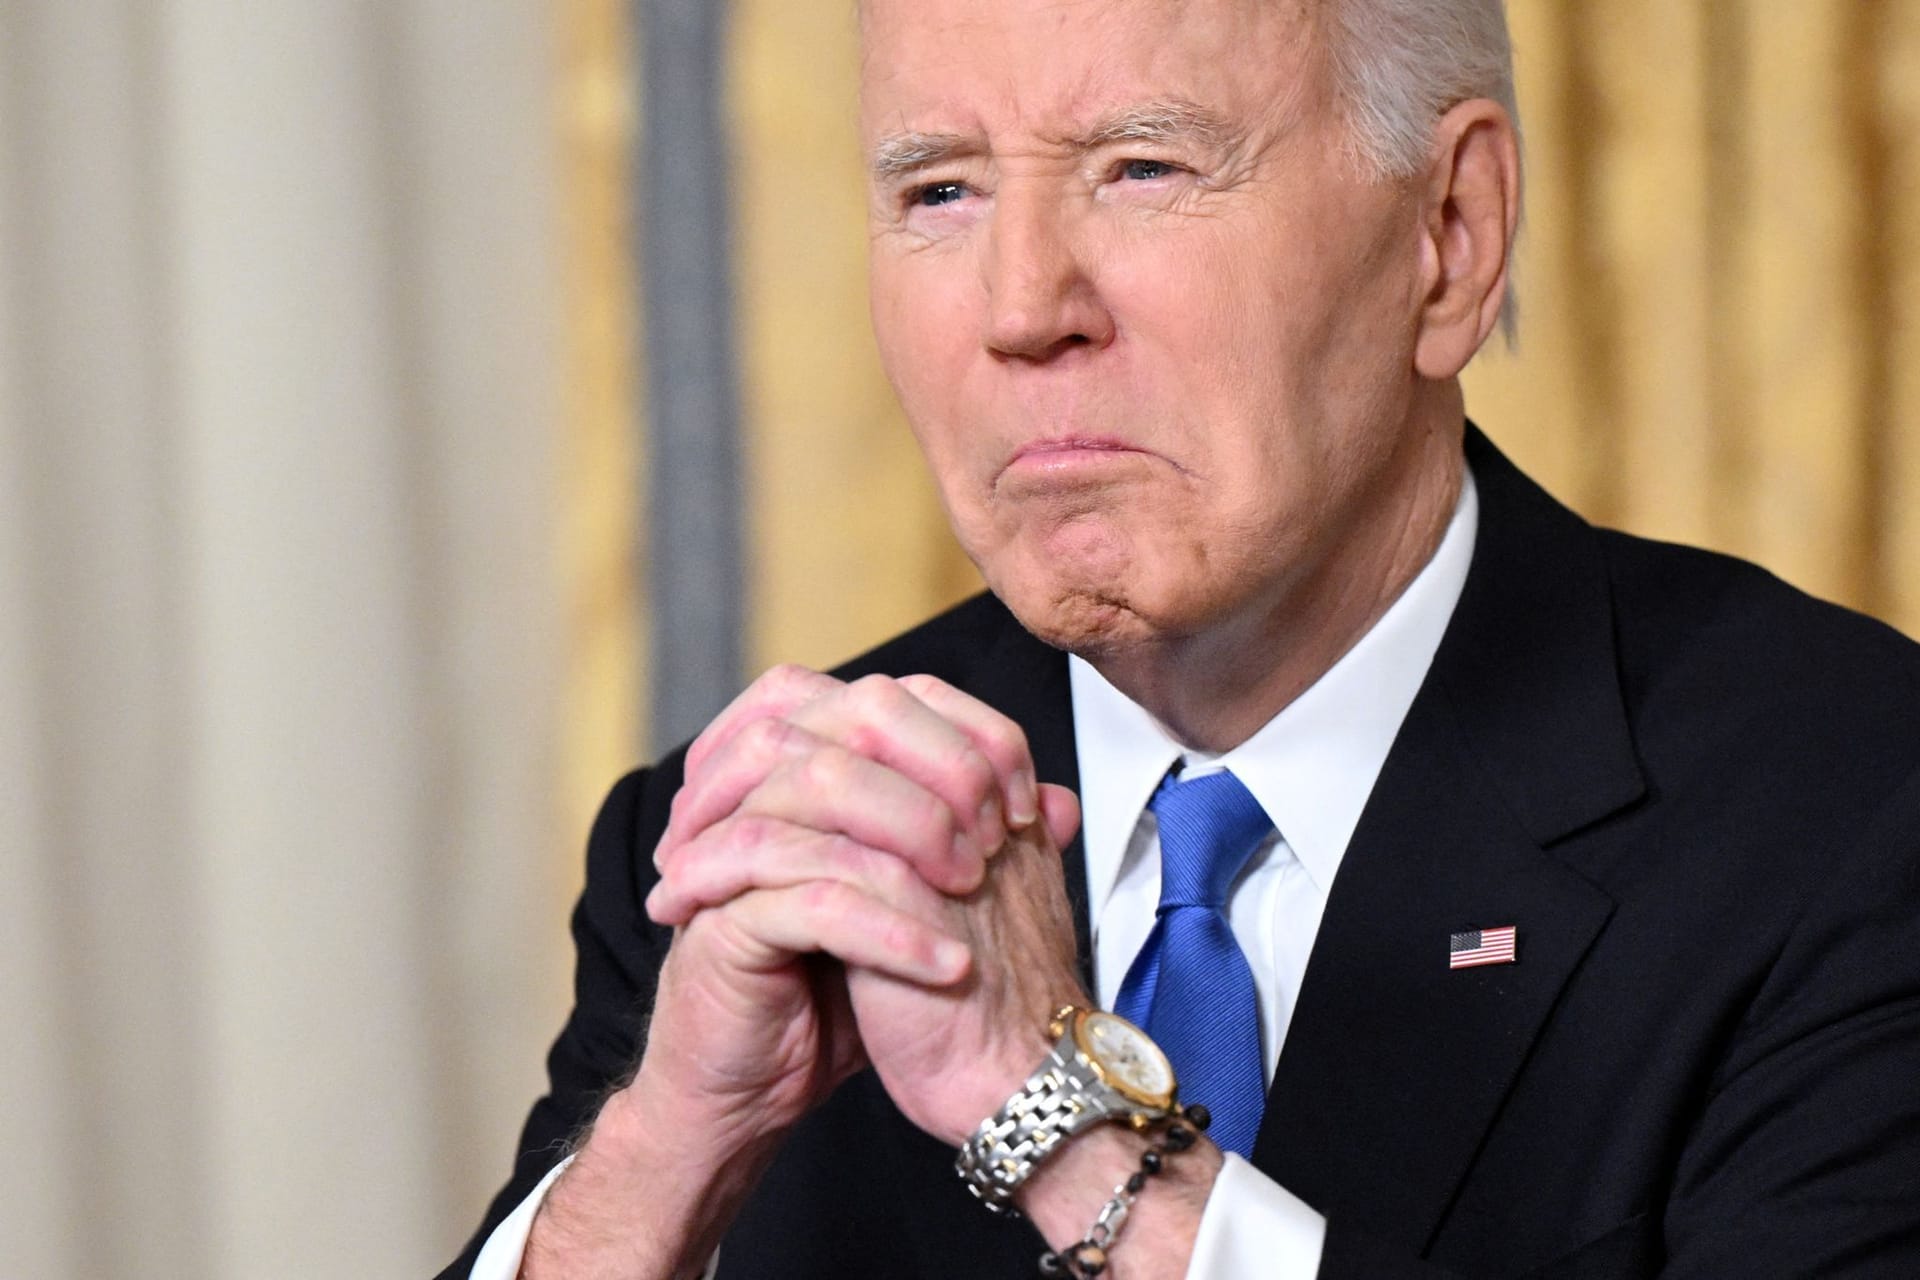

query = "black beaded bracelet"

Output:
[[1037, 1103, 1211, 1278]]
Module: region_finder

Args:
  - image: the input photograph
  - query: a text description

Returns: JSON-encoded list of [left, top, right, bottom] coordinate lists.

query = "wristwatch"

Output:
[[955, 1005, 1178, 1215]]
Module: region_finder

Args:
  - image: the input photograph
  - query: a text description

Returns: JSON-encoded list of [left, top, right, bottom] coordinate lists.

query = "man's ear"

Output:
[[1412, 99, 1521, 379]]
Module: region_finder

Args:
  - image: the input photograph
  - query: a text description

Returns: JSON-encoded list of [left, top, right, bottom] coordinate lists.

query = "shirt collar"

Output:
[[1071, 469, 1479, 912]]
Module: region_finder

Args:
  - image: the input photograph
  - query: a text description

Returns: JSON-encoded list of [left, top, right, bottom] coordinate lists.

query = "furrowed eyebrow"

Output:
[[1074, 99, 1238, 151], [868, 100, 1239, 182], [869, 132, 975, 181]]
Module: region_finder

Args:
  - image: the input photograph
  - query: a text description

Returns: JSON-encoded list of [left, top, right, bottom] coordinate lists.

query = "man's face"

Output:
[[861, 0, 1437, 660]]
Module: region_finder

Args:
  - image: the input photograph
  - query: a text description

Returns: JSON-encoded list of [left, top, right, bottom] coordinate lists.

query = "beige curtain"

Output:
[[583, 0, 1920, 701], [559, 0, 647, 849], [1, 2, 570, 1275]]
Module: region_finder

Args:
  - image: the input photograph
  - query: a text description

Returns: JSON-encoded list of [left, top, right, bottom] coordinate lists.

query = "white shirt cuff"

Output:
[[1186, 1152, 1327, 1279], [469, 1155, 574, 1280]]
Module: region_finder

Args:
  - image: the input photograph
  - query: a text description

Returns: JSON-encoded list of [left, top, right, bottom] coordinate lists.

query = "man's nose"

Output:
[[980, 192, 1115, 361]]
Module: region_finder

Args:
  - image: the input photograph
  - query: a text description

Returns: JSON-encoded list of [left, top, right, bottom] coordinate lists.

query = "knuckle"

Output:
[[762, 662, 817, 696], [863, 846, 918, 901], [948, 743, 997, 802], [797, 746, 848, 794], [799, 878, 848, 921], [878, 915, 923, 962], [848, 672, 905, 714], [980, 711, 1030, 769], [844, 721, 894, 759], [844, 718, 889, 760], [739, 715, 793, 763], [900, 672, 950, 697], [723, 721, 796, 785], [913, 791, 956, 853], [725, 813, 775, 855], [663, 783, 704, 839]]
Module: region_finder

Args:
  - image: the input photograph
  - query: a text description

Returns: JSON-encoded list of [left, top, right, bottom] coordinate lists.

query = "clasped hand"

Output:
[[638, 665, 1086, 1151]]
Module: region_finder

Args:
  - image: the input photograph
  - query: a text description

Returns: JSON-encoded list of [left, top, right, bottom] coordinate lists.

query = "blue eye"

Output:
[[917, 182, 968, 207], [1121, 159, 1175, 181]]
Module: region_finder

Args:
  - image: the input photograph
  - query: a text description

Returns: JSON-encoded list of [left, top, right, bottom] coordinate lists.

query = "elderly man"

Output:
[[443, 0, 1920, 1276]]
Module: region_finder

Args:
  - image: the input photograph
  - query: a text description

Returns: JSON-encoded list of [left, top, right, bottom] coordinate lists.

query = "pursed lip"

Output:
[[1005, 436, 1155, 469], [995, 435, 1163, 493], [1012, 436, 1140, 459]]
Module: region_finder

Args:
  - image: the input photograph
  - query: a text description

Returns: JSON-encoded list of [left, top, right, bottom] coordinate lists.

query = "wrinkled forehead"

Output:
[[857, 0, 1329, 145]]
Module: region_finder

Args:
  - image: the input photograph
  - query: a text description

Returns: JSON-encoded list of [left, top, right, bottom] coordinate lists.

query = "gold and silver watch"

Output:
[[955, 1005, 1178, 1216]]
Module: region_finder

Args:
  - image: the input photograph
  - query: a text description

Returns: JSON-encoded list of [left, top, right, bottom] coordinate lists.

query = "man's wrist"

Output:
[[1017, 1122, 1224, 1277], [523, 1079, 787, 1280]]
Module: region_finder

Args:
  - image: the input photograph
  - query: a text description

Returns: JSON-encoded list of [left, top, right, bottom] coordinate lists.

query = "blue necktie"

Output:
[[1113, 769, 1271, 1158]]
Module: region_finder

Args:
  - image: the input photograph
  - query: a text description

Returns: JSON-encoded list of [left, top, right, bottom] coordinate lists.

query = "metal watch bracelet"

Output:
[[955, 1018, 1131, 1216]]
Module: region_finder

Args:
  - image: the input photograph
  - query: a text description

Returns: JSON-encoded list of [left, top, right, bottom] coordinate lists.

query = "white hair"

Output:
[[1326, 0, 1521, 342]]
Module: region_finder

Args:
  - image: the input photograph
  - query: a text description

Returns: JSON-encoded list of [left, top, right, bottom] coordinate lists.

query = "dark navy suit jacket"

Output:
[[443, 430, 1920, 1278]]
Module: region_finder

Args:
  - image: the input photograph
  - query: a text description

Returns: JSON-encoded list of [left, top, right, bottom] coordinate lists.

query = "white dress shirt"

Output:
[[471, 475, 1478, 1280]]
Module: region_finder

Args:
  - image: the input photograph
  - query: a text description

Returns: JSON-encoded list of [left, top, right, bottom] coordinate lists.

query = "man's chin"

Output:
[[992, 578, 1156, 661]]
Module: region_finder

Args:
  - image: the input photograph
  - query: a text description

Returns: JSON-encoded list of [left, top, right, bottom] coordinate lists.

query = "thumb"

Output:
[[1036, 783, 1081, 851]]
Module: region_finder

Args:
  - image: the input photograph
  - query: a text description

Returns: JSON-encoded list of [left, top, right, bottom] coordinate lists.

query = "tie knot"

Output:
[[1148, 769, 1273, 910]]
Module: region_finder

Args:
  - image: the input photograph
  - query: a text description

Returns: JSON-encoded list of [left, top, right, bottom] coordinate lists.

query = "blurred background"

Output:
[[1, 1, 1915, 1275]]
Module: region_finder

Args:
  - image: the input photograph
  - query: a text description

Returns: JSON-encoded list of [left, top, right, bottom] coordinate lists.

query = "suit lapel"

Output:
[[1252, 429, 1644, 1251], [1252, 688, 1618, 1248]]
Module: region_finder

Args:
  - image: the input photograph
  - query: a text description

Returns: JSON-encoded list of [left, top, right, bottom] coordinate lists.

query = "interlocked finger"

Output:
[[683, 663, 842, 785], [649, 817, 949, 927], [896, 673, 1041, 829], [661, 727, 983, 894], [786, 673, 1013, 871], [660, 714, 826, 869], [697, 879, 972, 987], [659, 667, 1047, 906], [740, 742, 983, 893]]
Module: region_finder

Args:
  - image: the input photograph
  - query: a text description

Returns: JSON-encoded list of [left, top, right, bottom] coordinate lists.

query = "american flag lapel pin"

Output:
[[1449, 924, 1518, 969]]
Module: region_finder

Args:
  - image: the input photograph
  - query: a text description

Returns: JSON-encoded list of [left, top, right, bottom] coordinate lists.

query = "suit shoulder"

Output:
[[1596, 527, 1920, 775]]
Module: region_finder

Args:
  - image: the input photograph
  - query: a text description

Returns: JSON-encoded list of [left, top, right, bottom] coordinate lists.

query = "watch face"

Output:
[[1079, 1011, 1175, 1104]]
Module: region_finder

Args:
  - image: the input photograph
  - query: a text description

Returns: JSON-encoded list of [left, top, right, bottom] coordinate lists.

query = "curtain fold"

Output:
[[0, 2, 569, 1274], [1463, 1, 1920, 636]]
